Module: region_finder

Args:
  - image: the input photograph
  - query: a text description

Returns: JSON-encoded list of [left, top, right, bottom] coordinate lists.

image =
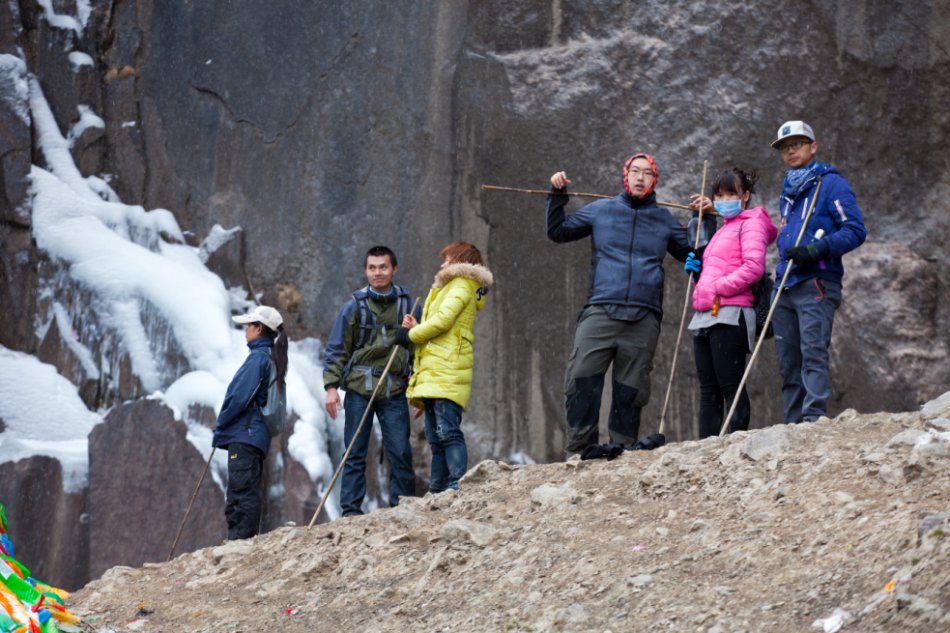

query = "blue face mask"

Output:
[[714, 199, 743, 218]]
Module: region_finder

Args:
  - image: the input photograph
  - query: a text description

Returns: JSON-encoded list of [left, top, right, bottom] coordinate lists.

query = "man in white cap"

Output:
[[770, 121, 867, 424], [214, 304, 287, 539]]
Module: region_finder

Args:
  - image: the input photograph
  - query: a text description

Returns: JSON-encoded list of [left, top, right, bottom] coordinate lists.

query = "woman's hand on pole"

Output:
[[402, 314, 418, 329]]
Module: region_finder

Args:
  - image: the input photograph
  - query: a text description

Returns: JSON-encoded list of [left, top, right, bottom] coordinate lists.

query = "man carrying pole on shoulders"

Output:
[[546, 153, 717, 456]]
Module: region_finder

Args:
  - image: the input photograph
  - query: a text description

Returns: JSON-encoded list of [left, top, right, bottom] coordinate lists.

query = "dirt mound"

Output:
[[73, 397, 950, 633]]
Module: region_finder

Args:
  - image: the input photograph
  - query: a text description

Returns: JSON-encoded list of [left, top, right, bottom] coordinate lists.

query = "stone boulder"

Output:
[[834, 242, 950, 413], [0, 456, 89, 591], [87, 399, 225, 578]]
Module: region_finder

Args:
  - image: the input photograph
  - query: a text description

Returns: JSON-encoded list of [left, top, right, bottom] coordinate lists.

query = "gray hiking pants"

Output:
[[563, 306, 660, 453], [772, 278, 841, 423]]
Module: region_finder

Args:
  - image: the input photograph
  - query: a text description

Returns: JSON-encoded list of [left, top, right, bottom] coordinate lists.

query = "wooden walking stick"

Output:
[[718, 179, 824, 437], [308, 298, 421, 528], [656, 160, 708, 439], [481, 184, 701, 212], [168, 448, 215, 561]]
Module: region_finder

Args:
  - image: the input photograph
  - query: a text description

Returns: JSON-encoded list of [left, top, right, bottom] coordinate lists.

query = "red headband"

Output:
[[622, 153, 659, 198]]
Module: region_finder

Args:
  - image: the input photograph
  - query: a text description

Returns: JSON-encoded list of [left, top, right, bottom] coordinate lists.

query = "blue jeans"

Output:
[[772, 278, 841, 423], [422, 399, 467, 492], [340, 392, 416, 516]]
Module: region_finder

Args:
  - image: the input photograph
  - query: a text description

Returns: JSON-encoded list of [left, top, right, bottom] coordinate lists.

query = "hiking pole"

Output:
[[168, 448, 215, 561], [307, 298, 421, 528], [654, 161, 708, 441], [481, 184, 704, 213], [718, 179, 824, 437]]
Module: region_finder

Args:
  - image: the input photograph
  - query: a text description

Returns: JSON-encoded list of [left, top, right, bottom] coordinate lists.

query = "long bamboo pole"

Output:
[[308, 298, 421, 528], [168, 449, 215, 561], [718, 179, 825, 437], [481, 184, 711, 213], [656, 162, 708, 436]]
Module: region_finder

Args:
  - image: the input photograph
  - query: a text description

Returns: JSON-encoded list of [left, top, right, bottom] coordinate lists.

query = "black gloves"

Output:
[[786, 241, 828, 264], [580, 443, 625, 461], [394, 327, 411, 347]]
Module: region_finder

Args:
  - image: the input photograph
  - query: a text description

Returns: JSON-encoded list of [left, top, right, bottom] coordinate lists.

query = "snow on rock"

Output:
[[198, 224, 242, 263], [0, 54, 29, 126], [0, 346, 100, 493], [67, 104, 105, 148], [36, 0, 83, 34], [68, 51, 94, 71], [17, 74, 332, 502]]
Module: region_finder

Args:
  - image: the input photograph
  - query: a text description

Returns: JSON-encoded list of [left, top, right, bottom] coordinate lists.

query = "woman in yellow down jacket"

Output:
[[400, 241, 493, 492]]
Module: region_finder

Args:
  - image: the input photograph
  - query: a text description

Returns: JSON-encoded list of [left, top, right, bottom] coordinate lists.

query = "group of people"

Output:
[[210, 118, 866, 538], [322, 243, 493, 517], [212, 241, 494, 536], [547, 120, 867, 454]]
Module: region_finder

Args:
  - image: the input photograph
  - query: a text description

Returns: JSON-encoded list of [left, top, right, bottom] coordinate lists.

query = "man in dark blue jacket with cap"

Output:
[[214, 304, 284, 539], [770, 120, 867, 424]]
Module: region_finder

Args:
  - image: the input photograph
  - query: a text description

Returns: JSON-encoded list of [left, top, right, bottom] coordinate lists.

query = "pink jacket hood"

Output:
[[692, 206, 778, 312]]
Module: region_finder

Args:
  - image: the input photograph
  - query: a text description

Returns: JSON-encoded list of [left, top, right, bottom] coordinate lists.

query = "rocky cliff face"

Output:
[[49, 0, 946, 451], [1, 0, 948, 589]]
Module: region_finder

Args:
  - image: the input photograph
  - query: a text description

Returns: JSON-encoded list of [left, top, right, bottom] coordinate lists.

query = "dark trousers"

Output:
[[693, 315, 750, 439], [563, 306, 660, 453], [225, 443, 265, 540]]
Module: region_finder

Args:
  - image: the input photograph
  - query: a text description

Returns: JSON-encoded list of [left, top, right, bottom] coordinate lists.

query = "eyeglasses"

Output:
[[779, 139, 812, 153], [628, 168, 656, 180]]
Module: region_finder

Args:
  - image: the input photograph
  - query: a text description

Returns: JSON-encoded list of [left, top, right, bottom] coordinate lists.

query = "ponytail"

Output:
[[260, 323, 289, 393]]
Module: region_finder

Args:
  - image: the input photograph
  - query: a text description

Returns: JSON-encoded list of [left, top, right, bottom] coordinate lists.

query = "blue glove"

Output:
[[684, 251, 701, 275]]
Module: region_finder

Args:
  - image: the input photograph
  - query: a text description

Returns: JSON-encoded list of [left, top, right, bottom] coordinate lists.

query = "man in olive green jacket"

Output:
[[323, 245, 417, 516]]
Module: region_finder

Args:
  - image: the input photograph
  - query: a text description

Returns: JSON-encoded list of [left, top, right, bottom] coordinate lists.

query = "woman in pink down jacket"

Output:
[[686, 168, 777, 438]]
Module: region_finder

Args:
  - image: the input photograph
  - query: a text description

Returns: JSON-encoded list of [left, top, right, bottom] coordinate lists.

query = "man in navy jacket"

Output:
[[770, 121, 867, 423], [547, 153, 715, 454]]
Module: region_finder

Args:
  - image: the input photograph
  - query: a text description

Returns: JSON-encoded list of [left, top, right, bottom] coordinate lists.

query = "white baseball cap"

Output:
[[771, 120, 816, 149], [232, 305, 283, 332]]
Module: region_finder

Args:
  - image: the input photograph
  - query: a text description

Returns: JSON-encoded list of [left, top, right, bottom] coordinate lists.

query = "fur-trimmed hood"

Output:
[[432, 262, 494, 290]]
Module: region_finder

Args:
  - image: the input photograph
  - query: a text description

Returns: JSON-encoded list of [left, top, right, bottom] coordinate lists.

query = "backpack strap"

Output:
[[353, 292, 377, 350], [341, 288, 404, 386]]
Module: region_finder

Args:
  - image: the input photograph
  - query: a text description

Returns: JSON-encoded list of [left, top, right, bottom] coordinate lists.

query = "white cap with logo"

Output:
[[232, 305, 283, 332], [771, 120, 815, 149]]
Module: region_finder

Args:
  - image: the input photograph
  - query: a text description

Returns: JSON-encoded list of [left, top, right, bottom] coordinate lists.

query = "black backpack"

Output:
[[752, 272, 775, 339], [261, 358, 287, 437]]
